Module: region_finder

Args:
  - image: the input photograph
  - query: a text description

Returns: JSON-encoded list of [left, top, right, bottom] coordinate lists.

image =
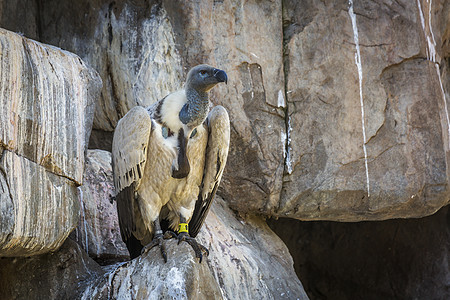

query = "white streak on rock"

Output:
[[278, 90, 285, 108], [417, 0, 450, 148], [286, 116, 293, 174], [349, 0, 370, 197]]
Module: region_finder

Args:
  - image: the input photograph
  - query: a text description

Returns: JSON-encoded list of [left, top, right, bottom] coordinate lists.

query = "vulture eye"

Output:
[[199, 70, 208, 76]]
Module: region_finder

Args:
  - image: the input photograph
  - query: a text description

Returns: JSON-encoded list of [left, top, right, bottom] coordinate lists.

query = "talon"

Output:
[[177, 233, 209, 263], [141, 233, 167, 263], [177, 232, 188, 245], [164, 230, 178, 240]]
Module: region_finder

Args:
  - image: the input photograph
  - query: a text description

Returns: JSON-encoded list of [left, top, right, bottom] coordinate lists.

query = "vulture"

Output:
[[112, 64, 230, 262]]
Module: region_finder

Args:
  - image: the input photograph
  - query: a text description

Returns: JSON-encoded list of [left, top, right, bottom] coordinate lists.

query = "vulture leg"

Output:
[[141, 220, 168, 263], [177, 216, 209, 263]]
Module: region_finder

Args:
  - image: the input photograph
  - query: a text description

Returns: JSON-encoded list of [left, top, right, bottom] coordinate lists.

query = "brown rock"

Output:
[[279, 0, 450, 220], [2, 0, 449, 223], [30, 0, 287, 213], [164, 0, 286, 214], [37, 0, 183, 132], [196, 197, 308, 300], [0, 150, 79, 256]]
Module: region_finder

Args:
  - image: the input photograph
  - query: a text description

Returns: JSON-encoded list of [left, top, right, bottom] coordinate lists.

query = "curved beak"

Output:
[[213, 69, 228, 84]]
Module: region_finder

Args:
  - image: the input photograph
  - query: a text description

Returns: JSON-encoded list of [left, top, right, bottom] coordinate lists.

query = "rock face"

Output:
[[280, 0, 450, 221], [71, 150, 128, 264], [163, 1, 287, 214], [268, 205, 450, 300], [0, 150, 78, 257], [4, 0, 446, 221], [0, 28, 101, 256], [0, 0, 449, 299], [82, 197, 308, 300]]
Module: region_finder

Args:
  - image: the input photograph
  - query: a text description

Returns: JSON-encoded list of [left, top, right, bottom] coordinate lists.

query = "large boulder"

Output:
[[36, 0, 184, 133], [0, 28, 101, 256], [278, 0, 450, 221], [163, 0, 287, 214], [70, 149, 307, 299]]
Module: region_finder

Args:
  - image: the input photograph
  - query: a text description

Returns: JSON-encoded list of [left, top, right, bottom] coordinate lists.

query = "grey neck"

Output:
[[179, 87, 209, 127]]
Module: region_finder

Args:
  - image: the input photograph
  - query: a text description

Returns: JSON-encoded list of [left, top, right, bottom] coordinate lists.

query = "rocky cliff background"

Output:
[[0, 0, 449, 299]]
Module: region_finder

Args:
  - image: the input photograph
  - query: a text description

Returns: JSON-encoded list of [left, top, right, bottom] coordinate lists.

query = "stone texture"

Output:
[[0, 0, 449, 223], [0, 27, 100, 184], [279, 0, 450, 221], [0, 28, 101, 256], [82, 197, 308, 300], [72, 149, 128, 263], [36, 0, 183, 133], [81, 240, 223, 300], [0, 150, 78, 256], [0, 0, 39, 39], [268, 205, 450, 300], [0, 239, 104, 300]]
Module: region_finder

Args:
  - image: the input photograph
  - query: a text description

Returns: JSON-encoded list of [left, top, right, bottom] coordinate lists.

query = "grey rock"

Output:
[[36, 1, 184, 132], [72, 149, 129, 263], [196, 197, 308, 300], [0, 28, 101, 256], [82, 241, 223, 300], [164, 0, 287, 215], [31, 0, 287, 213], [0, 27, 101, 184]]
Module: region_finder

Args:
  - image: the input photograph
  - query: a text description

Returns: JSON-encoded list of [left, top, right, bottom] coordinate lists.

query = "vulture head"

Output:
[[185, 64, 228, 92]]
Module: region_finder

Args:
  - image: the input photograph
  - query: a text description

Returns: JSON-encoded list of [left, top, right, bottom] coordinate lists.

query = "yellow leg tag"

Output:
[[179, 223, 189, 233]]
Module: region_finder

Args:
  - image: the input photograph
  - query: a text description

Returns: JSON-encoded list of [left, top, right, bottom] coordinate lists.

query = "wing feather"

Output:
[[112, 106, 152, 244], [112, 106, 152, 192], [189, 106, 230, 237]]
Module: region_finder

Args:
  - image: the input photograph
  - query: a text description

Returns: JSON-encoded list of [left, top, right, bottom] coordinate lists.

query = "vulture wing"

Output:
[[189, 106, 230, 237], [112, 106, 152, 242]]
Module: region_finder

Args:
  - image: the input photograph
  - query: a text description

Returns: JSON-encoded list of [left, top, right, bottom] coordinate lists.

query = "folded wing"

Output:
[[189, 106, 230, 237], [112, 106, 152, 241]]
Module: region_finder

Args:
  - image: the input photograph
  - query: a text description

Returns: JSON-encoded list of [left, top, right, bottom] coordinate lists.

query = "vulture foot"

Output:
[[162, 231, 209, 263], [141, 232, 167, 263], [177, 232, 209, 263]]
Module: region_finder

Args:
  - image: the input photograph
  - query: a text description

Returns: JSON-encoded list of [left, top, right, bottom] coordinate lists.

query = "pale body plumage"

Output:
[[112, 65, 229, 260]]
